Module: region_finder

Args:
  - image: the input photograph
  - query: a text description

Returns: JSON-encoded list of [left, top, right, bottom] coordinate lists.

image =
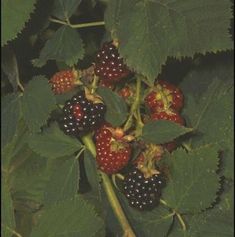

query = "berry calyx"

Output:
[[60, 90, 106, 136], [94, 42, 131, 83], [133, 144, 164, 169], [49, 70, 80, 94], [123, 168, 165, 211], [95, 124, 131, 174]]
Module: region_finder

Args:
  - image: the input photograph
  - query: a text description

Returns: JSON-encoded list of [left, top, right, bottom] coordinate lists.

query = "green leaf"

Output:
[[142, 120, 193, 144], [44, 157, 80, 206], [14, 210, 34, 237], [1, 120, 29, 170], [55, 88, 79, 104], [28, 123, 82, 159], [1, 0, 36, 46], [83, 150, 102, 200], [1, 179, 16, 237], [1, 93, 21, 150], [30, 195, 105, 237], [162, 145, 220, 213], [119, 193, 173, 237], [21, 76, 56, 133], [33, 26, 84, 67], [181, 62, 234, 179], [97, 87, 128, 127], [1, 47, 20, 92], [52, 0, 82, 20], [10, 150, 50, 203], [170, 184, 234, 237], [105, 0, 233, 84], [2, 120, 29, 169], [188, 210, 234, 237], [83, 150, 103, 207]]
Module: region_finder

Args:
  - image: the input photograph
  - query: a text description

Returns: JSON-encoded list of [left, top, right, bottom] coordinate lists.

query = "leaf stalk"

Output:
[[49, 17, 105, 29], [175, 212, 187, 231]]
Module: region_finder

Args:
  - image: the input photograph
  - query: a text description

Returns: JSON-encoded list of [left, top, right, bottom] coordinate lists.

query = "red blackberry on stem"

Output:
[[145, 80, 184, 112], [95, 124, 132, 174], [49, 69, 81, 94]]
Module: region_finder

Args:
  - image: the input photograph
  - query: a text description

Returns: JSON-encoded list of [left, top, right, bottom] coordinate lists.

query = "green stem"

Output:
[[69, 21, 105, 29], [75, 147, 85, 160], [134, 109, 144, 137], [163, 211, 176, 219], [116, 173, 125, 180], [159, 199, 172, 209], [123, 76, 142, 132], [182, 142, 192, 152], [82, 134, 136, 237], [159, 199, 186, 231], [17, 82, 25, 92], [3, 225, 22, 237], [49, 17, 68, 25], [91, 75, 99, 94], [175, 212, 186, 231], [49, 17, 105, 29]]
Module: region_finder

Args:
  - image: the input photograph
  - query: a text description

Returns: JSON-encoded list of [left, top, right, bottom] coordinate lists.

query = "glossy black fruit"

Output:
[[60, 91, 106, 136], [123, 168, 165, 211]]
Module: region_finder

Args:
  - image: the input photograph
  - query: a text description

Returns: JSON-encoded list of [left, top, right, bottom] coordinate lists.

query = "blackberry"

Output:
[[94, 42, 131, 82], [123, 168, 165, 211], [60, 91, 106, 136]]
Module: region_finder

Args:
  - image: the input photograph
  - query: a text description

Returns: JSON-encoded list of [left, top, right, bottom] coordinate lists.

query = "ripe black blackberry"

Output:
[[94, 42, 131, 83], [60, 91, 106, 136], [123, 168, 165, 211]]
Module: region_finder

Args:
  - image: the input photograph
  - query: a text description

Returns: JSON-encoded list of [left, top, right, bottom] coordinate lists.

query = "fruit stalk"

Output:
[[82, 134, 136, 237], [123, 75, 142, 131]]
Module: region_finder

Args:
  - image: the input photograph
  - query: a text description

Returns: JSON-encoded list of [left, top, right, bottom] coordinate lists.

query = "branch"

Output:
[[123, 76, 142, 132], [82, 134, 136, 237]]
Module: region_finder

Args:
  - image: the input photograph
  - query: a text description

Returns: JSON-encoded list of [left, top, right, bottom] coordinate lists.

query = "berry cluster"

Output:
[[94, 42, 131, 86], [51, 45, 186, 213], [145, 80, 185, 152], [123, 168, 165, 210], [95, 124, 131, 174], [60, 91, 106, 136]]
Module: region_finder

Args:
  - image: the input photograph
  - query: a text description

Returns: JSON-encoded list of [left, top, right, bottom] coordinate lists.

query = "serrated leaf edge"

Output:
[[22, 76, 57, 132], [2, 1, 37, 47], [170, 144, 221, 213]]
